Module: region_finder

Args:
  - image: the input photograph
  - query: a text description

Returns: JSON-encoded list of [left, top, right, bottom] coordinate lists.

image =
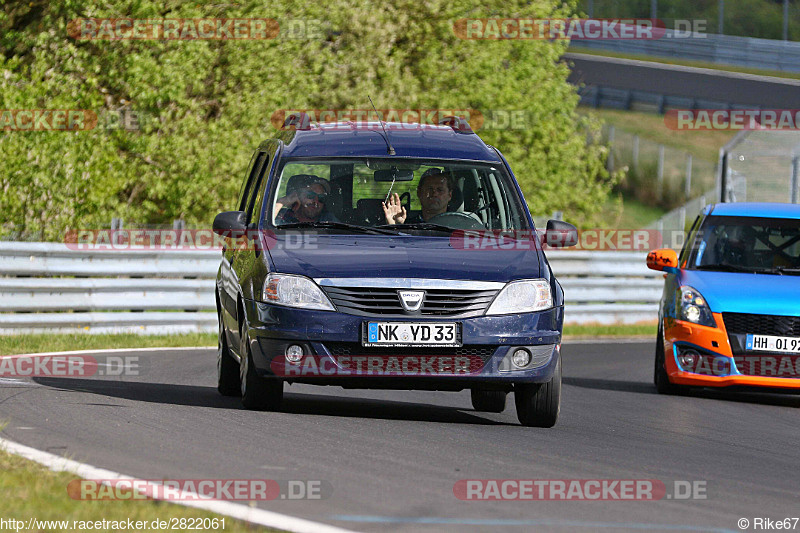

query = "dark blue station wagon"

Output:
[[213, 116, 576, 427]]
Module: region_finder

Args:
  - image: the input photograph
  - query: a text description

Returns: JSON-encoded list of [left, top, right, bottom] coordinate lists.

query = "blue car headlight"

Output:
[[678, 286, 715, 327]]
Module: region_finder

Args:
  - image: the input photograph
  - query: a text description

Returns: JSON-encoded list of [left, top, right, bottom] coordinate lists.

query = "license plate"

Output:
[[363, 322, 461, 347], [746, 334, 800, 353]]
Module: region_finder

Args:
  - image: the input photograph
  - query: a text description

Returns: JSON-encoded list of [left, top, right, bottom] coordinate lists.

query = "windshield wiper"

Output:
[[769, 266, 800, 276], [696, 263, 778, 274], [277, 221, 404, 235], [374, 223, 456, 234]]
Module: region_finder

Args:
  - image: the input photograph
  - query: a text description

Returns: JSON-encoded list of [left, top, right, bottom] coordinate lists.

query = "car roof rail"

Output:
[[438, 115, 474, 134], [283, 112, 313, 130]]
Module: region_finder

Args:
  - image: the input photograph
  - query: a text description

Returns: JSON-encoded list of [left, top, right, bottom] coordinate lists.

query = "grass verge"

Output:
[[0, 333, 216, 356], [580, 107, 734, 162], [0, 443, 278, 532], [600, 195, 667, 229], [563, 323, 656, 338]]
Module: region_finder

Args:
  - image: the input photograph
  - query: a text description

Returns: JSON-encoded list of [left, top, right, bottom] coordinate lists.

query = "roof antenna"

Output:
[[369, 96, 395, 155]]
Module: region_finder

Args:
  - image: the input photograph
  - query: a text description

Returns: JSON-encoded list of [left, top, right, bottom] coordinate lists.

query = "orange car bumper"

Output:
[[664, 313, 800, 389]]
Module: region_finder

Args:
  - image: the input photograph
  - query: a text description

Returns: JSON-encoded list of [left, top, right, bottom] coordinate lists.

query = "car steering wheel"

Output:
[[428, 211, 485, 230]]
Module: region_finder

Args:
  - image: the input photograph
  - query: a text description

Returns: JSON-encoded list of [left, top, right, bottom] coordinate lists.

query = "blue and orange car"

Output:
[[647, 202, 800, 393]]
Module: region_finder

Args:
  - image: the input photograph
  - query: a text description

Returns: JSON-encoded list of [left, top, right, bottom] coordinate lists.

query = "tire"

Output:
[[217, 311, 240, 396], [515, 355, 561, 428], [239, 321, 283, 411], [654, 324, 679, 395], [470, 389, 507, 413]]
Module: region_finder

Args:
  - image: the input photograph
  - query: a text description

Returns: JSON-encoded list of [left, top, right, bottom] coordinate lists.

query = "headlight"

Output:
[[486, 279, 553, 315], [262, 273, 335, 311], [678, 286, 715, 327]]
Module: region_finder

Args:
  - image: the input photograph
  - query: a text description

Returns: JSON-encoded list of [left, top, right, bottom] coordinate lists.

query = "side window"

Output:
[[238, 151, 266, 212], [248, 142, 279, 225], [679, 215, 702, 267], [243, 152, 270, 223]]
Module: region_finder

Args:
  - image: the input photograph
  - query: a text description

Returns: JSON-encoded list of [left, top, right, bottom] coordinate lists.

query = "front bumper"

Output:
[[243, 298, 562, 389], [664, 314, 800, 390]]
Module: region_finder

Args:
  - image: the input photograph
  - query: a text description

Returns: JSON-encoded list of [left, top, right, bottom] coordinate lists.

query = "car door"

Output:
[[219, 149, 270, 344], [228, 140, 280, 350]]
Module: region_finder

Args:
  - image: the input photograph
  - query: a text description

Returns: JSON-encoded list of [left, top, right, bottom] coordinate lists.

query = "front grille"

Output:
[[723, 313, 800, 337], [322, 286, 498, 318], [734, 355, 800, 378], [323, 342, 497, 363]]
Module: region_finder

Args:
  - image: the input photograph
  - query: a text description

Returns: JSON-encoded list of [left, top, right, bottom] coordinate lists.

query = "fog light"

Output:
[[678, 349, 699, 369], [285, 344, 304, 363], [512, 348, 531, 368]]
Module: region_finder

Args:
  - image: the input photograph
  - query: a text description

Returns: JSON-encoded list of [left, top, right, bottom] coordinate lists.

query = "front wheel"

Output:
[[515, 355, 561, 427], [471, 390, 507, 413], [239, 324, 283, 411], [217, 311, 240, 396], [654, 325, 680, 395]]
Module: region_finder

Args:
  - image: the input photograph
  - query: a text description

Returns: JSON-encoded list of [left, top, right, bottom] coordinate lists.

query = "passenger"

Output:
[[382, 168, 454, 225], [275, 175, 338, 224]]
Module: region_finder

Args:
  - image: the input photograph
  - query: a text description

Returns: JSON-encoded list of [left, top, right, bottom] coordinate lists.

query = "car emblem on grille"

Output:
[[776, 317, 794, 336], [398, 290, 425, 312]]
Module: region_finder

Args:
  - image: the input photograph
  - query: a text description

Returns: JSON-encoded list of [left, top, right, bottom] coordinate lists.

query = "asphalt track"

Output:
[[565, 52, 800, 109], [1, 342, 799, 532]]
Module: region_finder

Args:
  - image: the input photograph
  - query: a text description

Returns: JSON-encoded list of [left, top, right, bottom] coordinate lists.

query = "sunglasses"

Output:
[[301, 190, 328, 203]]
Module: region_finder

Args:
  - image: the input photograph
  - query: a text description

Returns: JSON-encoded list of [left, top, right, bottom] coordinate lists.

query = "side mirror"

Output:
[[646, 248, 679, 272], [213, 211, 247, 235], [544, 220, 578, 248]]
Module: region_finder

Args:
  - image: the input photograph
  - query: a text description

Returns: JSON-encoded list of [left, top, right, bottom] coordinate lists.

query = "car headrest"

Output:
[[447, 184, 464, 212]]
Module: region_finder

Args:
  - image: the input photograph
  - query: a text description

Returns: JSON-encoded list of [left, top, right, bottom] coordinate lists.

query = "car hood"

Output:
[[265, 234, 542, 282], [680, 269, 800, 316]]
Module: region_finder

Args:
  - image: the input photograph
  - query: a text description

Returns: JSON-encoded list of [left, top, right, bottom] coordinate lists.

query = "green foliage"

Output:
[[1, 0, 615, 240]]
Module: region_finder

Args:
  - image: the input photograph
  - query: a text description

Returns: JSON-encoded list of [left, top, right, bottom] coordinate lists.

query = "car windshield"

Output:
[[686, 215, 800, 274], [265, 158, 530, 232]]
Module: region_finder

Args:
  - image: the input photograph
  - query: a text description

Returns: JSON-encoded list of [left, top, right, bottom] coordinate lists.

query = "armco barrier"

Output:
[[572, 32, 800, 73], [0, 243, 661, 333]]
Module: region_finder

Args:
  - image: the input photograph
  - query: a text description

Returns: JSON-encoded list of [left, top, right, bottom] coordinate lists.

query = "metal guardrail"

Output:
[[578, 85, 741, 114], [0, 243, 661, 333], [573, 31, 800, 73]]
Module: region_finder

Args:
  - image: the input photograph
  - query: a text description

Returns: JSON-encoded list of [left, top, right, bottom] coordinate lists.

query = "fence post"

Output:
[[679, 206, 686, 234], [607, 126, 615, 172], [657, 144, 665, 200], [685, 153, 693, 200], [633, 135, 640, 172], [791, 156, 799, 204], [111, 218, 124, 230]]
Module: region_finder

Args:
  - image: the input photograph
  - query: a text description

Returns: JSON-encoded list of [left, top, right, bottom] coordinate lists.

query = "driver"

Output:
[[382, 168, 453, 225]]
